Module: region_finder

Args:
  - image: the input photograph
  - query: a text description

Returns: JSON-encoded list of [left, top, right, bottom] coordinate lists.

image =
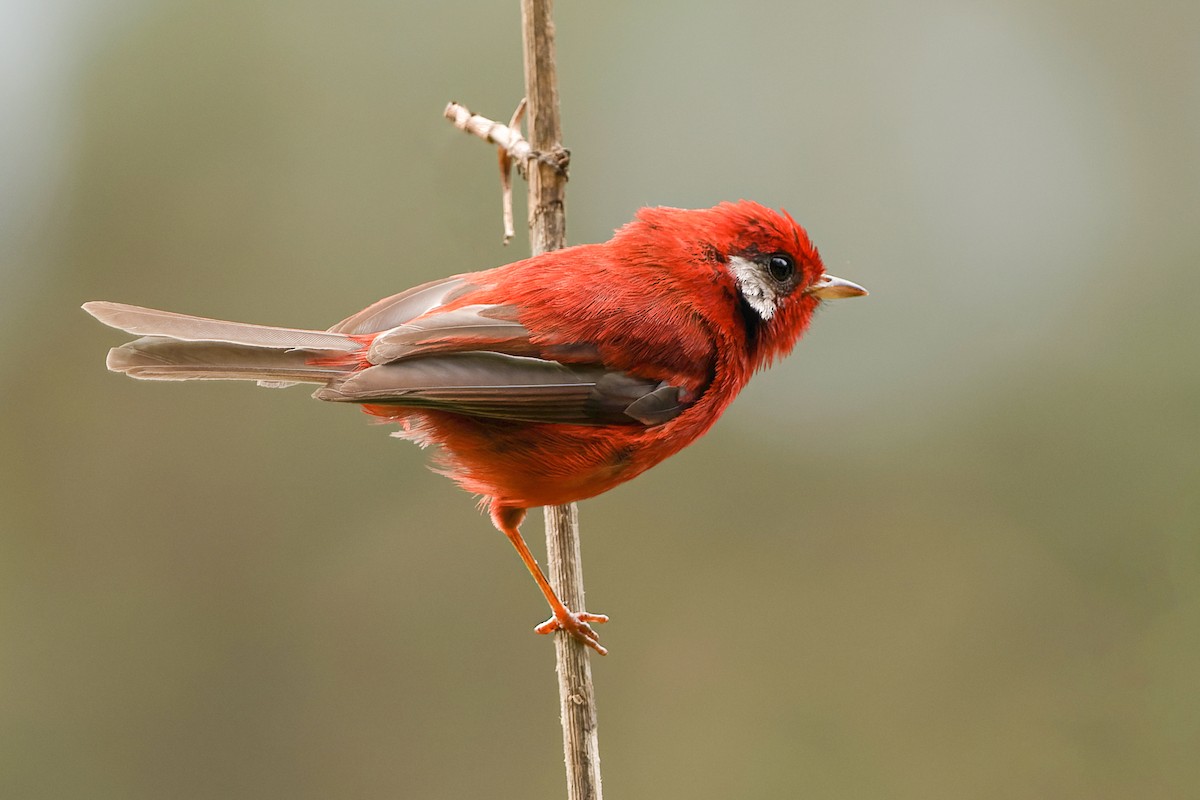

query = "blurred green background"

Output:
[[2, 1, 1198, 798]]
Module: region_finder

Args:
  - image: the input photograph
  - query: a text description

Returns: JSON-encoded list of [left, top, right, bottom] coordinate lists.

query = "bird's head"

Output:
[[630, 201, 867, 369]]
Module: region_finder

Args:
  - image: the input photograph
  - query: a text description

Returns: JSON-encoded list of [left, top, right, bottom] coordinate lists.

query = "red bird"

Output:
[[84, 201, 865, 654]]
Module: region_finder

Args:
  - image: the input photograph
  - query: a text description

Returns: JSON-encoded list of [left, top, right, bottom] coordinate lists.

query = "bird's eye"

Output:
[[767, 253, 795, 283]]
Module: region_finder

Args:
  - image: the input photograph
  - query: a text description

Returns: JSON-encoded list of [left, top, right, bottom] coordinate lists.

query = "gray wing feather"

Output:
[[614, 382, 685, 425], [328, 276, 476, 335], [313, 351, 685, 426], [367, 304, 532, 363]]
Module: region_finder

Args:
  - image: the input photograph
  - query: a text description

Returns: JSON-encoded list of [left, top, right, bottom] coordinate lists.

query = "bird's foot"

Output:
[[535, 608, 609, 655]]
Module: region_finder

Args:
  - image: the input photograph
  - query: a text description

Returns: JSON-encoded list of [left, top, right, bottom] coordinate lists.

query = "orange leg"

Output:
[[491, 505, 609, 655]]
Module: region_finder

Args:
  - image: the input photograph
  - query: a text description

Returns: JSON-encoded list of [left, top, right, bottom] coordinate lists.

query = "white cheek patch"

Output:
[[728, 256, 780, 320]]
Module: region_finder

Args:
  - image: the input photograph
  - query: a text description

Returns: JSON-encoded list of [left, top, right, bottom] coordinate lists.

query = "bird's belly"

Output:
[[401, 412, 675, 509]]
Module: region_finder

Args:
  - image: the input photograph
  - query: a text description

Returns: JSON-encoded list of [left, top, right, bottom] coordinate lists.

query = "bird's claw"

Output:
[[535, 609, 609, 655]]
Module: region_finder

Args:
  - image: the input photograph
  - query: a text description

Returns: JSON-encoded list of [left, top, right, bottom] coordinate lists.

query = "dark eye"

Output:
[[767, 253, 795, 283]]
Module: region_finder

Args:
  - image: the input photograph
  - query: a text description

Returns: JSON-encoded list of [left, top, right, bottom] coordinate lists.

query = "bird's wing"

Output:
[[319, 265, 709, 426], [328, 276, 477, 335], [364, 302, 537, 363], [313, 351, 686, 426], [326, 275, 543, 361]]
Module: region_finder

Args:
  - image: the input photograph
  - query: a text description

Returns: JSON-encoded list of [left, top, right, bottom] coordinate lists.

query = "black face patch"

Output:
[[734, 288, 762, 348]]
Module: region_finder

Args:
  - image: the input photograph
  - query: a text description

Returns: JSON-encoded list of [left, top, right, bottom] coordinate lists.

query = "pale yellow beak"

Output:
[[805, 274, 868, 300]]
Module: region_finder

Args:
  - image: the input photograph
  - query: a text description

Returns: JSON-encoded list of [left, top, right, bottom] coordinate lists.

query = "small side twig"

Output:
[[497, 100, 528, 243], [444, 100, 570, 243], [445, 100, 535, 163], [445, 101, 528, 242]]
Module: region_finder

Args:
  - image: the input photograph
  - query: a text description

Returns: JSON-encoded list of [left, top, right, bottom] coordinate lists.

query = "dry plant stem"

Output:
[[544, 503, 603, 800], [443, 3, 601, 796], [521, 1, 602, 799], [520, 0, 567, 255], [499, 99, 528, 243], [444, 101, 536, 162], [444, 101, 530, 242]]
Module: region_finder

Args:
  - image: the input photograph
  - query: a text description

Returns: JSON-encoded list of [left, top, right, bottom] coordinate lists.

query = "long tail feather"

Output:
[[84, 301, 363, 385], [106, 337, 348, 383], [82, 301, 357, 351]]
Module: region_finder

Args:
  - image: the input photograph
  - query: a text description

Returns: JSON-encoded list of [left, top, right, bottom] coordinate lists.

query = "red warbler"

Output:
[[84, 201, 866, 654]]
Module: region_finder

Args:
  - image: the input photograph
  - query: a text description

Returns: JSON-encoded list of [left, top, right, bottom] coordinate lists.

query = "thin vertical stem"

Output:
[[544, 504, 602, 800], [521, 0, 567, 256], [520, 2, 603, 799]]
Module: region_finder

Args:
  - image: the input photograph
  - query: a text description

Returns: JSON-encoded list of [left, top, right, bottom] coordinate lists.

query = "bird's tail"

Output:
[[82, 301, 367, 386]]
